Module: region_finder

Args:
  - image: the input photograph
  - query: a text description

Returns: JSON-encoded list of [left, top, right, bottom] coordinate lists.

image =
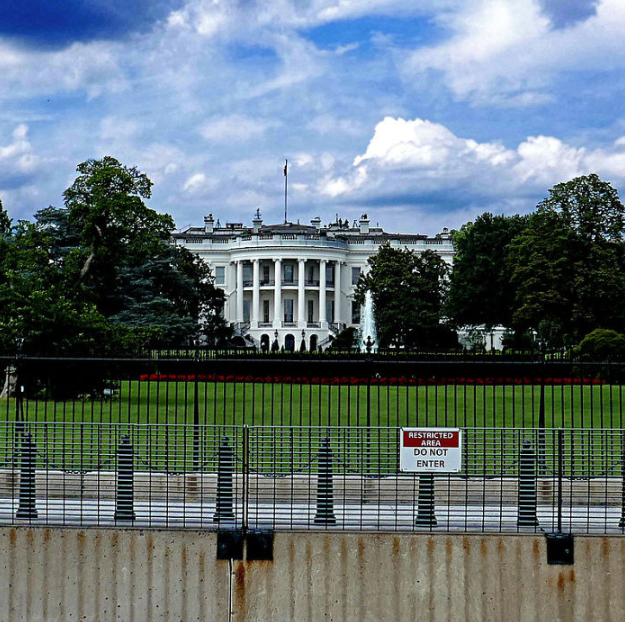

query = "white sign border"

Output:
[[399, 427, 463, 473]]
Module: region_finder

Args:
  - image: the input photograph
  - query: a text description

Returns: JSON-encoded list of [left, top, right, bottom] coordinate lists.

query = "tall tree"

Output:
[[355, 245, 452, 349], [38, 157, 228, 347], [62, 156, 173, 315], [447, 213, 528, 329], [0, 198, 11, 234], [508, 175, 625, 347]]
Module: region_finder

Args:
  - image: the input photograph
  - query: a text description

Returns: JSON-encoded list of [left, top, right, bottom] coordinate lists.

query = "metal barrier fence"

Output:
[[3, 356, 625, 428], [1, 422, 624, 534]]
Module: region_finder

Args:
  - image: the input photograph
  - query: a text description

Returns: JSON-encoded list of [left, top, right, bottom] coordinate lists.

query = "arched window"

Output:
[[284, 334, 295, 352], [260, 334, 270, 352]]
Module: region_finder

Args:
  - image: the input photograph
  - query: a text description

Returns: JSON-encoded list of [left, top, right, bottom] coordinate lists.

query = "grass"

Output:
[[1, 381, 624, 478], [2, 381, 624, 427], [2, 381, 623, 474]]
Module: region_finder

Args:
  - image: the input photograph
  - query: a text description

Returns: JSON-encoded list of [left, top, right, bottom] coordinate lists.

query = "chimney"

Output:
[[311, 216, 322, 231], [359, 213, 370, 234], [204, 214, 214, 234], [252, 208, 263, 234]]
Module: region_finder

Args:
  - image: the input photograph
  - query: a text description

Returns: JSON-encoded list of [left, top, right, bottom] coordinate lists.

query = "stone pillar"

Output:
[[298, 258, 306, 327], [252, 259, 260, 328], [273, 258, 282, 329], [319, 259, 327, 328], [335, 261, 342, 328], [236, 260, 243, 323]]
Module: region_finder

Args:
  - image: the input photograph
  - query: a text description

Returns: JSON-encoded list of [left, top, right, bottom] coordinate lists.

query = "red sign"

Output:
[[402, 430, 460, 448]]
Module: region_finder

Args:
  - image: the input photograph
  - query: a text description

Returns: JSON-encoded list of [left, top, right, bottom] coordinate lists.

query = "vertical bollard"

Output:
[[314, 437, 336, 525], [114, 434, 136, 521], [213, 436, 235, 522], [518, 439, 539, 528], [415, 473, 437, 527], [16, 432, 38, 519], [618, 434, 625, 529]]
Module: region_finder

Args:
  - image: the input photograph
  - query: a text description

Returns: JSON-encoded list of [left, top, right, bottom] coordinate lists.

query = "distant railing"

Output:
[[1, 422, 623, 534]]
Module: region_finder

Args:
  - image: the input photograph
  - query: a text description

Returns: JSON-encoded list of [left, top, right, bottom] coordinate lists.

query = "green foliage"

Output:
[[330, 326, 358, 351], [0, 199, 11, 234], [509, 175, 625, 347], [356, 244, 452, 349], [447, 213, 528, 329], [575, 329, 625, 359], [0, 157, 229, 355]]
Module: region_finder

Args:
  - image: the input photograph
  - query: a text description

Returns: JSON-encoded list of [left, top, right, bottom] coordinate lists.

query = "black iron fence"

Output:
[[1, 422, 624, 534], [2, 355, 625, 428]]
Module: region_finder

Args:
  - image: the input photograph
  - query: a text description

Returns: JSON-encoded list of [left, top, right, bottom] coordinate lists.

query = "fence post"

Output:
[[114, 434, 136, 521], [314, 436, 336, 525], [15, 432, 38, 519], [618, 433, 625, 529], [415, 473, 437, 527], [518, 439, 539, 528], [213, 436, 235, 522]]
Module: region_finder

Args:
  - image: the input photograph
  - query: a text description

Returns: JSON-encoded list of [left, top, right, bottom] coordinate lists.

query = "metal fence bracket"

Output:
[[246, 529, 274, 561], [217, 530, 244, 560], [545, 532, 574, 565]]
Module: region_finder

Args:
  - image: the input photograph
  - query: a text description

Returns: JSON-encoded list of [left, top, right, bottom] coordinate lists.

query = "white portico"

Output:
[[173, 213, 454, 350]]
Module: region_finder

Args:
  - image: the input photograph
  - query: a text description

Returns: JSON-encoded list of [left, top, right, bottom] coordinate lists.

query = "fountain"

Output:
[[360, 291, 378, 353]]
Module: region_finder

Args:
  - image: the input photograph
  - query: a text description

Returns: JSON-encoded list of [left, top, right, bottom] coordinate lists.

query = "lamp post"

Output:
[[15, 337, 24, 434]]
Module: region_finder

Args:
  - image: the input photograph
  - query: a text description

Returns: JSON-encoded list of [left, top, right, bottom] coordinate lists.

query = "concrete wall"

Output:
[[1, 528, 624, 622]]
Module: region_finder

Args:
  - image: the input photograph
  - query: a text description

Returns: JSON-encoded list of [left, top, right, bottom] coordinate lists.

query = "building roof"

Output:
[[172, 213, 451, 242]]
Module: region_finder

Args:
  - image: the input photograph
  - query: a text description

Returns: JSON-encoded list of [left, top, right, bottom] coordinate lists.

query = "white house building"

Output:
[[173, 213, 454, 351]]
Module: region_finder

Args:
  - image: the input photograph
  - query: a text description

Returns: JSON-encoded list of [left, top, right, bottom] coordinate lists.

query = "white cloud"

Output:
[[404, 0, 625, 105], [0, 124, 38, 172], [183, 172, 208, 193], [321, 116, 625, 203], [200, 115, 274, 143], [100, 117, 139, 141], [0, 39, 127, 101]]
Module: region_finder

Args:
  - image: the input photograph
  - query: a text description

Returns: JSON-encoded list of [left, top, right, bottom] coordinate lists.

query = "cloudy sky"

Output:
[[1, 0, 624, 234]]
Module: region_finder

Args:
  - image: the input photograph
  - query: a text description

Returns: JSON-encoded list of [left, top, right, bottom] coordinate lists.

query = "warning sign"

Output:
[[399, 428, 462, 472]]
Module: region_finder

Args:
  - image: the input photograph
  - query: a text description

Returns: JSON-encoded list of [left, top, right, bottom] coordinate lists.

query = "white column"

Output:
[[319, 259, 327, 327], [298, 258, 306, 327], [236, 260, 243, 323], [273, 258, 282, 329], [252, 259, 260, 328], [335, 261, 342, 328]]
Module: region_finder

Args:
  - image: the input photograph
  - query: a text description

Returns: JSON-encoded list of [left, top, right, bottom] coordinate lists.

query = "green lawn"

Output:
[[1, 382, 623, 476], [2, 381, 624, 428]]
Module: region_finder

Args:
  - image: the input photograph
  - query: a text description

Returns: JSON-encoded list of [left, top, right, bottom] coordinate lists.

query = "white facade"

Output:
[[173, 214, 454, 350]]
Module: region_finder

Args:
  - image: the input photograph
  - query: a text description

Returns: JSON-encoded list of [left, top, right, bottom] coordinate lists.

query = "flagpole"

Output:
[[284, 159, 288, 224]]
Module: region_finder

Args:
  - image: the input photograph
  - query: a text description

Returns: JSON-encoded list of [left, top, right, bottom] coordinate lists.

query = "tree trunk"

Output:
[[0, 366, 17, 399]]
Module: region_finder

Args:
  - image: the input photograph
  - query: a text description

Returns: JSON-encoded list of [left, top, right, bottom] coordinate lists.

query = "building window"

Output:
[[284, 299, 294, 323], [243, 300, 250, 323], [326, 264, 334, 286], [308, 300, 314, 323], [262, 264, 270, 284], [243, 264, 252, 286], [351, 267, 361, 285], [326, 300, 334, 323], [215, 266, 225, 285], [308, 265, 315, 283], [263, 299, 270, 323], [284, 264, 294, 284], [351, 301, 361, 324]]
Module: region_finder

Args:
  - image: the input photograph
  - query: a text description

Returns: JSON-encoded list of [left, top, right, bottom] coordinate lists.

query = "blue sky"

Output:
[[1, 0, 624, 235]]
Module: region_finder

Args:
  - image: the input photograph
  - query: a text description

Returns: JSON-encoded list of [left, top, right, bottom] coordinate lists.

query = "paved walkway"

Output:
[[1, 498, 623, 534]]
